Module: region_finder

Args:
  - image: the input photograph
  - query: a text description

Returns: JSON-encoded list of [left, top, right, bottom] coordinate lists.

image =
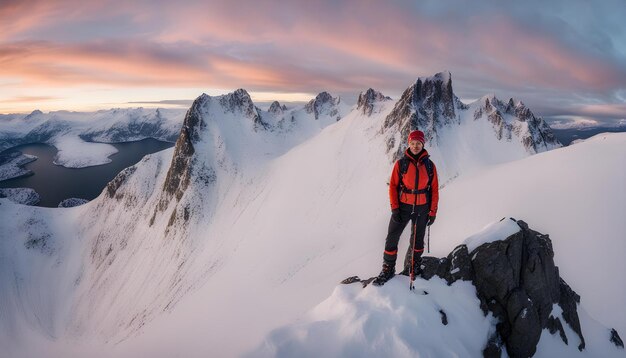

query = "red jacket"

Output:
[[389, 149, 439, 216]]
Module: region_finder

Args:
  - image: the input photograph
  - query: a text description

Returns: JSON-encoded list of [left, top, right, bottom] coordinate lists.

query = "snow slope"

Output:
[[431, 132, 626, 336], [254, 277, 496, 357], [0, 85, 621, 357], [112, 128, 623, 357]]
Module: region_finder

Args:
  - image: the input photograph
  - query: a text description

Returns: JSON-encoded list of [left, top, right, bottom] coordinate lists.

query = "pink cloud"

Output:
[[469, 16, 626, 91], [0, 0, 624, 118]]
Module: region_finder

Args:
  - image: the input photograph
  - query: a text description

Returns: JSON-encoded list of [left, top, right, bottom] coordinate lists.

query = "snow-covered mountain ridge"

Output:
[[382, 72, 560, 163], [1, 71, 557, 177], [3, 73, 621, 358], [257, 218, 624, 357]]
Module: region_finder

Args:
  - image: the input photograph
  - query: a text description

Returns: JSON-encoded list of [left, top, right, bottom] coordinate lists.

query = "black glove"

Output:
[[391, 209, 401, 223], [427, 215, 436, 226]]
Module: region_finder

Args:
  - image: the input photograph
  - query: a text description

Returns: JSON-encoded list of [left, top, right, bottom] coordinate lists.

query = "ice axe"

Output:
[[409, 217, 418, 291]]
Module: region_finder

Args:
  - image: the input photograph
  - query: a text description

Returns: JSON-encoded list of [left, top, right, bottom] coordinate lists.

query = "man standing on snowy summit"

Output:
[[373, 130, 439, 286]]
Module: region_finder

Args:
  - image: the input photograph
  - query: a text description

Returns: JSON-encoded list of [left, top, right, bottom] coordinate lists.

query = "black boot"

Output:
[[372, 263, 395, 286]]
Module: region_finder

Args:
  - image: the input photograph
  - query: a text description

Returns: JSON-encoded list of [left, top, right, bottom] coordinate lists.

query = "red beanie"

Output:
[[408, 130, 425, 144]]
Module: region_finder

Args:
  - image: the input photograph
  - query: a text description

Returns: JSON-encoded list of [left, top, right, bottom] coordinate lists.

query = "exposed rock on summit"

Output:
[[219, 89, 269, 131], [158, 95, 204, 209], [305, 92, 342, 121], [417, 218, 616, 357], [356, 88, 391, 116], [474, 95, 561, 153], [380, 71, 561, 161], [382, 71, 467, 158], [268, 101, 288, 115]]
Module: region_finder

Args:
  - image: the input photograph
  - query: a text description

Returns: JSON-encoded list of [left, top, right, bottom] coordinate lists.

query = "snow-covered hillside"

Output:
[[0, 108, 185, 170], [2, 75, 621, 357]]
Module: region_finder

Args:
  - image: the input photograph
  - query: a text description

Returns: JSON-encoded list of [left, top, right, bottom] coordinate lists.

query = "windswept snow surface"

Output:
[[254, 275, 624, 358], [252, 277, 496, 357], [0, 90, 623, 358], [463, 218, 521, 252]]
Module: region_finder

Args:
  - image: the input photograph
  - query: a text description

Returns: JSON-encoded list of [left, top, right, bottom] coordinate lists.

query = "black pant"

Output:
[[383, 203, 429, 271]]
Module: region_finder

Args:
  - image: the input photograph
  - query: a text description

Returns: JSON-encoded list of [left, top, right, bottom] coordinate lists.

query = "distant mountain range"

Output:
[[3, 72, 623, 357]]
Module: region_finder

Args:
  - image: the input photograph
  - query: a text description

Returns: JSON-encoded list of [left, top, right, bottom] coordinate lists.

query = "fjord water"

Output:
[[0, 139, 173, 207]]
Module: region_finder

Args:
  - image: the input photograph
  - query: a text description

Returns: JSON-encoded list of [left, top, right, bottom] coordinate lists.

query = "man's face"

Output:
[[409, 139, 423, 154]]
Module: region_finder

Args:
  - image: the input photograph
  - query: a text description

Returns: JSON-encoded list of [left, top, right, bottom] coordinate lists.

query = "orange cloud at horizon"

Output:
[[0, 0, 625, 124]]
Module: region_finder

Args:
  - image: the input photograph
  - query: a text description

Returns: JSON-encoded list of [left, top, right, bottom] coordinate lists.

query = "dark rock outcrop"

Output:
[[106, 166, 138, 200], [420, 218, 602, 357], [268, 101, 287, 115], [219, 89, 269, 131], [439, 309, 449, 325], [610, 328, 624, 348], [473, 96, 561, 153], [152, 94, 207, 217], [305, 92, 341, 121], [58, 197, 89, 207], [407, 244, 473, 284], [356, 88, 391, 116], [547, 316, 568, 345]]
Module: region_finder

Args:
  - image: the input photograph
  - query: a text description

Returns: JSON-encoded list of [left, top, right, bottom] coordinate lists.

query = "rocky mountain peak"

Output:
[[154, 88, 270, 220], [356, 88, 391, 116], [25, 109, 43, 120], [472, 94, 561, 153], [218, 89, 256, 117], [381, 71, 467, 159], [157, 95, 205, 207], [218, 89, 268, 130], [506, 98, 516, 113], [305, 92, 341, 120], [268, 101, 287, 115]]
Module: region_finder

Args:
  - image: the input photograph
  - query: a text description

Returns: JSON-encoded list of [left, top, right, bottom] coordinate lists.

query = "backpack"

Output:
[[397, 155, 434, 205]]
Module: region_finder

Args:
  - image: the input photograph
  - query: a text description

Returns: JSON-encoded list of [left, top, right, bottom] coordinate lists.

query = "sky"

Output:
[[0, 0, 625, 127]]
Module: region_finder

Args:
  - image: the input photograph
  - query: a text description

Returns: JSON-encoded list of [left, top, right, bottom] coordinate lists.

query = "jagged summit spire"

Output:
[[416, 70, 452, 84], [381, 71, 465, 158], [268, 100, 287, 115], [218, 88, 256, 116], [470, 93, 560, 152], [357, 88, 391, 116], [412, 71, 455, 110], [305, 91, 341, 120]]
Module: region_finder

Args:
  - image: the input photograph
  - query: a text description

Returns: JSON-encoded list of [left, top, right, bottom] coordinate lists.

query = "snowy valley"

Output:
[[0, 72, 624, 357]]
